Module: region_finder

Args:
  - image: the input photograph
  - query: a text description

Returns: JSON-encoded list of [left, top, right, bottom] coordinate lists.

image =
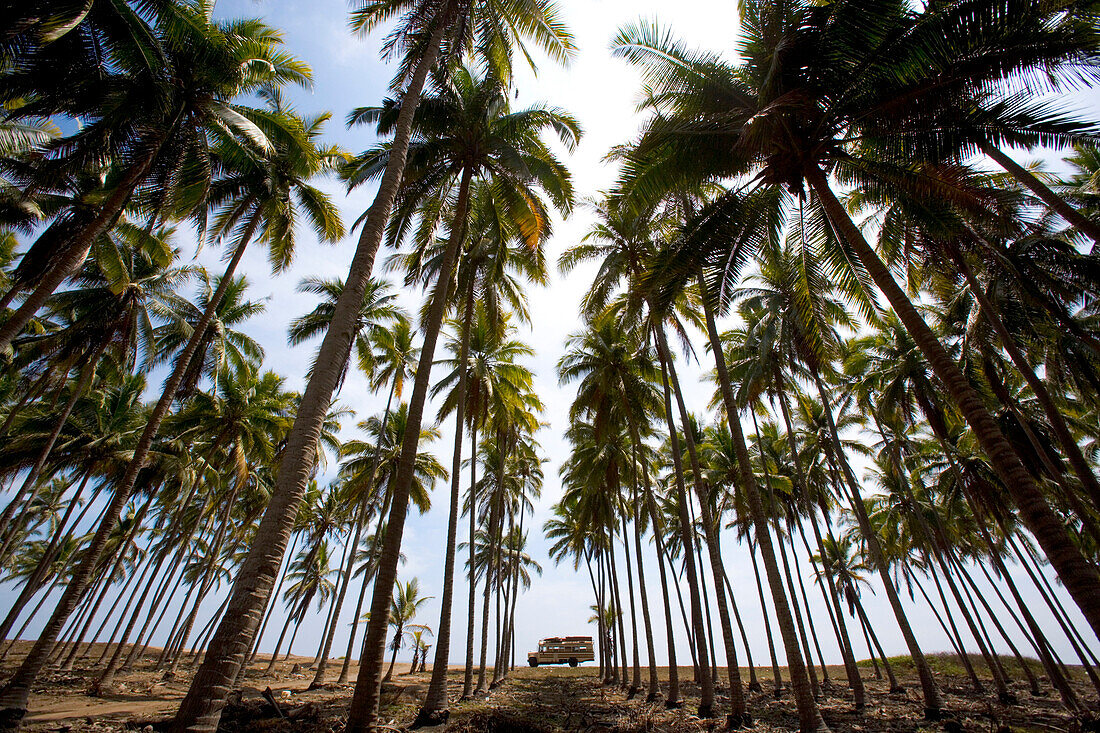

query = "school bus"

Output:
[[527, 636, 595, 667]]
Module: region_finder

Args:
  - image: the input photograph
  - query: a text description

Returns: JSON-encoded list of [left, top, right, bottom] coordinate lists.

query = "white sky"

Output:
[[4, 0, 1098, 677]]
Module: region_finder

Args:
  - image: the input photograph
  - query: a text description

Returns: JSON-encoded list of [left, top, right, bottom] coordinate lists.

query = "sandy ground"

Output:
[[2, 642, 1097, 732]]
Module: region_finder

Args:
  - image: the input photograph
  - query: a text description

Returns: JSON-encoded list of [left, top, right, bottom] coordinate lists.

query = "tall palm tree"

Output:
[[176, 0, 575, 724]]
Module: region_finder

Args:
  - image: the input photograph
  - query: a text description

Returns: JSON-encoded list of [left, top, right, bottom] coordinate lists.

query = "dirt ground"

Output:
[[2, 643, 1097, 733]]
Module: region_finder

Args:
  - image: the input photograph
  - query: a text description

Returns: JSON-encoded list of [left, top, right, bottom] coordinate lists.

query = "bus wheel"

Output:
[[529, 659, 539, 667], [569, 658, 578, 668]]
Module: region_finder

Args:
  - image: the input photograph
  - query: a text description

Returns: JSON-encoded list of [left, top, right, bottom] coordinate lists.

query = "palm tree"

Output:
[[382, 578, 433, 682]]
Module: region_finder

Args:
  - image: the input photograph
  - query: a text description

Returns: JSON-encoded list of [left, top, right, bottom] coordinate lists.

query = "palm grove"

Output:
[[0, 0, 1098, 732]]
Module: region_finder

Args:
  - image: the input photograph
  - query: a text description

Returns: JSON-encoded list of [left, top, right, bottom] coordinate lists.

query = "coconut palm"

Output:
[[382, 578, 433, 682]]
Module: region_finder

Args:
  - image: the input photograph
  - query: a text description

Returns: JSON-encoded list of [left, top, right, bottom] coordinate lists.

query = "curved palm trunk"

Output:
[[655, 350, 714, 717], [978, 142, 1100, 245], [697, 283, 819, 730], [808, 165, 1100, 644], [418, 281, 474, 720], [952, 246, 1100, 514], [172, 30, 444, 733]]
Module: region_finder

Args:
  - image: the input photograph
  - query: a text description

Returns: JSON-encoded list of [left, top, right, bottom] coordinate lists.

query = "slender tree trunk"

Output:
[[0, 208, 263, 732], [953, 245, 1100, 514], [655, 351, 714, 717], [0, 471, 93, 641], [798, 512, 863, 707], [641, 462, 680, 706], [618, 513, 642, 697], [344, 151, 471, 733], [476, 497, 500, 693], [311, 513, 363, 687], [461, 421, 479, 698], [418, 279, 474, 720], [336, 384, 398, 684], [808, 164, 1100, 643], [608, 533, 629, 689], [171, 23, 445, 733], [697, 283, 819, 730], [264, 610, 296, 676], [721, 569, 760, 692], [629, 449, 660, 701], [811, 369, 942, 714], [978, 141, 1100, 245], [748, 538, 783, 696]]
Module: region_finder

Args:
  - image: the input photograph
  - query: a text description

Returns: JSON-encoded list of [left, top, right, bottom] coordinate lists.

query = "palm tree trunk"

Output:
[[655, 351, 714, 716], [797, 513, 863, 707], [952, 244, 1100, 513], [247, 532, 299, 671], [476, 498, 499, 693], [720, 569, 760, 692], [0, 470, 94, 641], [787, 533, 828, 687], [461, 421, 479, 698], [100, 537, 175, 678], [344, 157, 471, 733], [336, 384, 398, 684], [697, 283, 818, 730], [747, 538, 783, 696], [978, 141, 1100, 245], [927, 562, 987, 692], [311, 514, 362, 687], [264, 609, 296, 675], [0, 209, 261, 731], [607, 532, 629, 689], [171, 21, 445, 733], [619, 514, 642, 698], [629, 450, 660, 701], [640, 462, 680, 707], [418, 279, 474, 720], [808, 164, 1100, 644], [63, 500, 151, 673]]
